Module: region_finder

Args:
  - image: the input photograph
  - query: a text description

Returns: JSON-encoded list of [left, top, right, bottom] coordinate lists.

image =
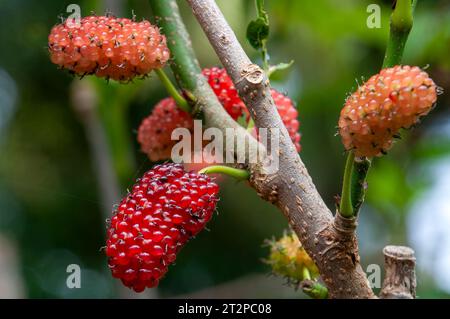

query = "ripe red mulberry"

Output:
[[106, 163, 219, 292]]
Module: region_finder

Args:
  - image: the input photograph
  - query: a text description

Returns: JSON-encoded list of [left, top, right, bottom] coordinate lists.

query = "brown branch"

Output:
[[185, 0, 374, 299], [380, 245, 416, 299]]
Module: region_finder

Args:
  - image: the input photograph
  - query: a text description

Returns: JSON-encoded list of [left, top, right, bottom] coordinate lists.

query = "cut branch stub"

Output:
[[380, 245, 416, 299]]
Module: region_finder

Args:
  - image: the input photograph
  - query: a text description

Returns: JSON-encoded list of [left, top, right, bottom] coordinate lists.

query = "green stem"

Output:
[[154, 68, 191, 113], [339, 152, 355, 217], [254, 0, 270, 71], [255, 0, 265, 15], [351, 157, 371, 216], [382, 0, 414, 68], [199, 165, 250, 181], [301, 280, 329, 299], [247, 117, 255, 132], [339, 154, 372, 218], [302, 267, 311, 281], [149, 0, 202, 92]]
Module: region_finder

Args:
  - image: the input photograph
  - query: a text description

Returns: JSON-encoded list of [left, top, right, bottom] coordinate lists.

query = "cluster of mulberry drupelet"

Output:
[[105, 164, 219, 292], [339, 65, 438, 157], [137, 98, 195, 162], [48, 15, 170, 81]]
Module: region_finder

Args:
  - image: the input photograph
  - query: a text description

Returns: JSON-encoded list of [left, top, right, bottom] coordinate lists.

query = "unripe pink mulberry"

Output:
[[339, 65, 438, 157], [137, 98, 194, 162], [48, 15, 170, 81]]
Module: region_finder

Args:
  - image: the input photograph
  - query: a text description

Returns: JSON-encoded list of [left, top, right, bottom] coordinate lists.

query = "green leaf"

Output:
[[267, 60, 294, 78], [246, 17, 269, 49]]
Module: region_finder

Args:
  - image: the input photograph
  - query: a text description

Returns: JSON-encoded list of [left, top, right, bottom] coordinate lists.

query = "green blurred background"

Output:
[[0, 0, 449, 298]]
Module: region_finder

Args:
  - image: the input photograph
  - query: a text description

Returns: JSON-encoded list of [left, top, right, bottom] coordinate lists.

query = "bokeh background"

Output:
[[0, 0, 449, 298]]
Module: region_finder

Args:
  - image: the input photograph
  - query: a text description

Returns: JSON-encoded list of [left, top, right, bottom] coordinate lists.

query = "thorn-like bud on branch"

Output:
[[264, 231, 319, 284]]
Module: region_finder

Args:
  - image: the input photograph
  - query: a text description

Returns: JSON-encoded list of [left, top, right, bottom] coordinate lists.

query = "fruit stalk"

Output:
[[339, 152, 355, 218], [382, 0, 414, 68], [351, 157, 371, 216], [154, 68, 191, 113], [301, 280, 329, 299], [149, 0, 202, 93], [199, 165, 250, 181]]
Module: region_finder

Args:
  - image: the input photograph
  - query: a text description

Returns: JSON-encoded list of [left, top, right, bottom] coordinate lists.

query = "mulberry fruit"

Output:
[[48, 15, 170, 81], [272, 90, 302, 152], [202, 67, 249, 121], [106, 163, 219, 292], [137, 98, 194, 162], [203, 67, 302, 152], [265, 231, 319, 283], [339, 65, 438, 157]]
